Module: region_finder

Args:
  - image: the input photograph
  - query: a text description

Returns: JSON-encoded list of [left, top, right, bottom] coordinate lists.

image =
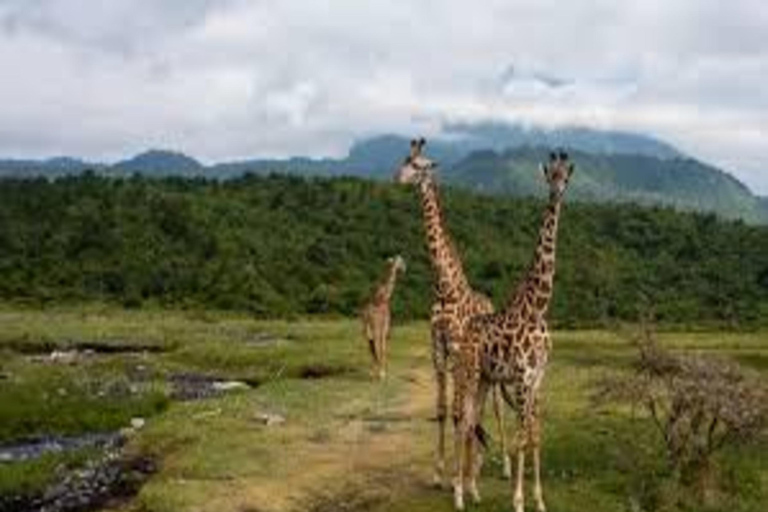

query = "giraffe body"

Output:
[[451, 152, 574, 512], [361, 255, 406, 379], [395, 139, 511, 492]]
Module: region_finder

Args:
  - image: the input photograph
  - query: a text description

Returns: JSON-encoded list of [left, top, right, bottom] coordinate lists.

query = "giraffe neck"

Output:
[[417, 177, 470, 301], [374, 262, 401, 304], [505, 190, 563, 318]]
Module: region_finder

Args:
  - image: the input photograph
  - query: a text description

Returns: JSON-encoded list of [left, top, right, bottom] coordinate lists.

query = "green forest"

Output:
[[1, 173, 767, 328]]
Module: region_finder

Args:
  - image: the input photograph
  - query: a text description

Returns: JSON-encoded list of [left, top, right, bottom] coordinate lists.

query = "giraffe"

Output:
[[361, 255, 406, 379], [395, 138, 512, 490], [451, 151, 574, 512]]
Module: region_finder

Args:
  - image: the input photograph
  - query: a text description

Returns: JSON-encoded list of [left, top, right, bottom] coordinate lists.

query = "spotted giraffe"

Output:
[[395, 138, 511, 489], [451, 151, 575, 512], [361, 255, 406, 379]]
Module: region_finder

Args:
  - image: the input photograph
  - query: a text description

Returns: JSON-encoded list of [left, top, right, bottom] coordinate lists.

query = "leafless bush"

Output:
[[593, 321, 768, 498]]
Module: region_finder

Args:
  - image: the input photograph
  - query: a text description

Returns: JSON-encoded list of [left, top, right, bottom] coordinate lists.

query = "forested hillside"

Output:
[[1, 173, 767, 327], [447, 147, 767, 222]]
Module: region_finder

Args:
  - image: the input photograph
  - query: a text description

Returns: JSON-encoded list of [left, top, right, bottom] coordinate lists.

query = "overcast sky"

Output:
[[1, 0, 767, 192]]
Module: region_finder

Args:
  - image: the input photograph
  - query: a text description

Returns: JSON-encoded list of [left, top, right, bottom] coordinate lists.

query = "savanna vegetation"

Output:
[[0, 309, 766, 512], [1, 173, 767, 511], [1, 173, 768, 328]]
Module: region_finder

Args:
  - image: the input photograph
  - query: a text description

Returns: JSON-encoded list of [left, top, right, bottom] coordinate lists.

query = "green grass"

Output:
[[0, 447, 102, 497], [0, 306, 766, 512]]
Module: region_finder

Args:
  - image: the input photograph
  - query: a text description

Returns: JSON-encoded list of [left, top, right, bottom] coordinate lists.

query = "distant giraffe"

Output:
[[395, 138, 511, 489], [451, 151, 574, 511], [361, 255, 406, 379]]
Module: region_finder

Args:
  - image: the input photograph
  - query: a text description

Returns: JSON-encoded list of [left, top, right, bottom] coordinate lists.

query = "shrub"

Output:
[[593, 321, 768, 507]]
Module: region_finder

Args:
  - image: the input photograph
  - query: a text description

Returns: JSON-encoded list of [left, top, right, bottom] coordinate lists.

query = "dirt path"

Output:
[[270, 365, 439, 512], [131, 361, 443, 512]]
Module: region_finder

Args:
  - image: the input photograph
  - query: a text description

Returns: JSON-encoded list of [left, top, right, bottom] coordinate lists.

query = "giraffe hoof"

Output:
[[453, 490, 465, 511], [453, 480, 465, 510], [514, 494, 524, 512], [468, 482, 481, 504]]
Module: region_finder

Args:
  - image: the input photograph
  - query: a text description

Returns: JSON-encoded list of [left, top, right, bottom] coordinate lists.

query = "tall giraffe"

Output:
[[451, 151, 574, 512], [361, 255, 406, 379], [395, 138, 511, 489]]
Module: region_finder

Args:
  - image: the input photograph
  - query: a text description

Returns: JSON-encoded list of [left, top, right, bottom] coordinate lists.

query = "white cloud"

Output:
[[0, 0, 767, 192]]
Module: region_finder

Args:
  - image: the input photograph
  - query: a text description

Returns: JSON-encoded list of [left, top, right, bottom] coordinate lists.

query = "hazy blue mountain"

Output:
[[343, 135, 467, 177], [0, 123, 687, 180], [0, 123, 764, 222], [336, 123, 683, 179], [443, 122, 683, 159], [210, 156, 341, 179], [759, 197, 768, 220], [111, 149, 203, 176], [0, 156, 99, 177]]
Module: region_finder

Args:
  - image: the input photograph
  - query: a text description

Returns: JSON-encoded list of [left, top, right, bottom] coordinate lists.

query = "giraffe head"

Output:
[[394, 137, 437, 185], [540, 150, 575, 198], [388, 254, 407, 273]]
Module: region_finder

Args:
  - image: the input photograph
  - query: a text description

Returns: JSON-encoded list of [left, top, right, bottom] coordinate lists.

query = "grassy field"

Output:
[[0, 306, 766, 512]]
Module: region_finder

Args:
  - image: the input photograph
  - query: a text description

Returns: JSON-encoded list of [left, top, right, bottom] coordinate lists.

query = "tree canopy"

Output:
[[1, 173, 766, 328]]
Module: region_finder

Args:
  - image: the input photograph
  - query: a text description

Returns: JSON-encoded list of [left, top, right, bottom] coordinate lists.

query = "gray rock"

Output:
[[254, 412, 286, 426]]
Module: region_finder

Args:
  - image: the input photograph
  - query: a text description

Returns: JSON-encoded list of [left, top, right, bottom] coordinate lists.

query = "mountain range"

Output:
[[0, 122, 765, 223]]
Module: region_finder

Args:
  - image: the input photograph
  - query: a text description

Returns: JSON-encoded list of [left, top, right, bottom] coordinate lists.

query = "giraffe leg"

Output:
[[377, 337, 386, 380], [462, 425, 476, 505], [452, 379, 474, 510], [362, 312, 377, 379], [492, 384, 512, 479], [367, 337, 377, 378], [511, 414, 527, 512], [531, 401, 546, 512], [467, 379, 490, 504], [452, 411, 466, 510], [369, 316, 384, 380], [379, 313, 390, 380], [432, 327, 449, 488], [434, 366, 448, 487]]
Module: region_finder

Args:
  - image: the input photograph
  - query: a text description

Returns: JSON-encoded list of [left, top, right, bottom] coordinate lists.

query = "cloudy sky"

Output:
[[1, 0, 767, 192]]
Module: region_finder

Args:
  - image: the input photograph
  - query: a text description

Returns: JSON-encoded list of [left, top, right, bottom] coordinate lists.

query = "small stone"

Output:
[[130, 417, 146, 430], [49, 350, 79, 365], [211, 380, 250, 392], [254, 412, 285, 426]]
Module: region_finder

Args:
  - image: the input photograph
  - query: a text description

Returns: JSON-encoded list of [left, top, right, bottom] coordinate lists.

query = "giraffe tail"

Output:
[[499, 384, 516, 409], [454, 415, 490, 449], [474, 423, 490, 450]]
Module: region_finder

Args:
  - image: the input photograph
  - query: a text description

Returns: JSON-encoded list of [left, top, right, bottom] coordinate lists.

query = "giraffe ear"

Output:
[[540, 163, 548, 177], [568, 163, 575, 177]]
